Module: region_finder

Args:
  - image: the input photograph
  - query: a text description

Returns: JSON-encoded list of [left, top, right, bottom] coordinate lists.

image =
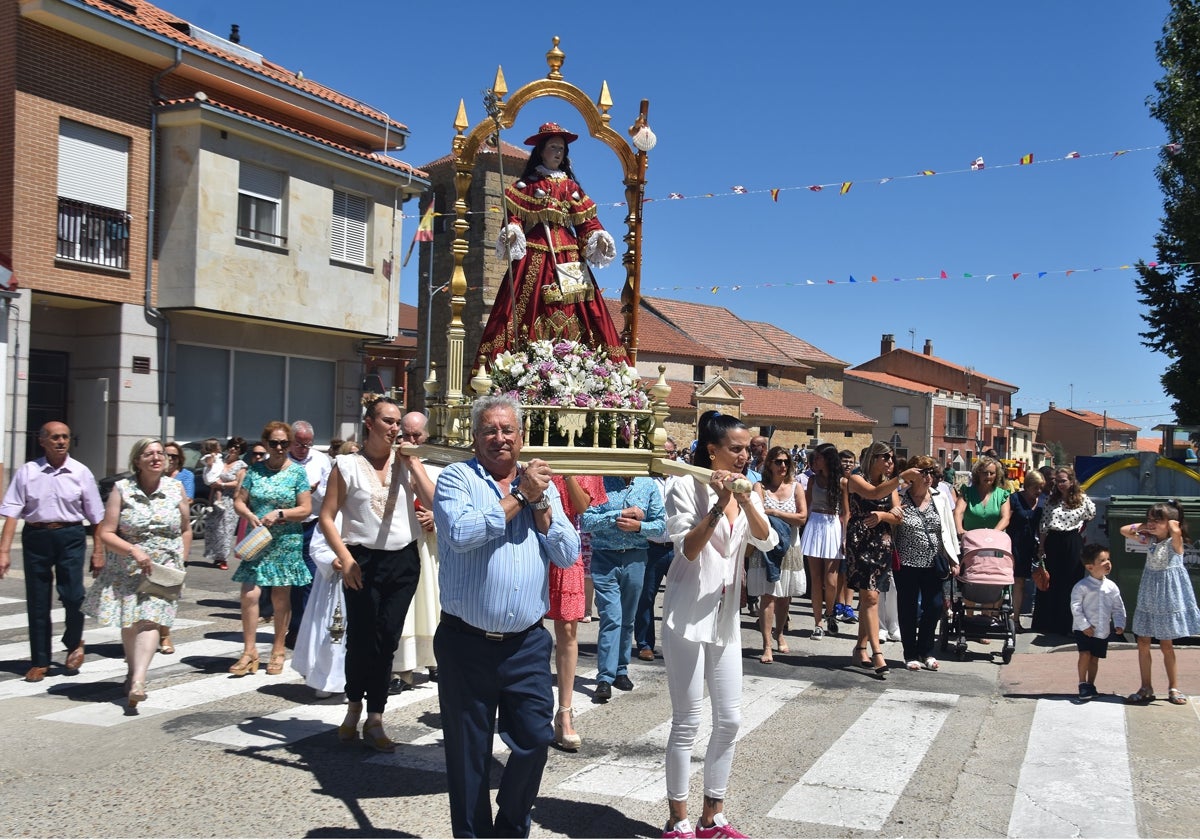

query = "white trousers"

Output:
[[662, 624, 742, 801]]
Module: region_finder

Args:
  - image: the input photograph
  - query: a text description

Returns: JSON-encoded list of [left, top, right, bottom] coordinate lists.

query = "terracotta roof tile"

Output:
[[397, 302, 419, 332], [745, 321, 845, 367], [79, 0, 407, 132], [1046, 408, 1140, 432], [858, 348, 1017, 390], [844, 369, 938, 394], [738, 386, 875, 425], [637, 378, 698, 410], [161, 98, 425, 175], [421, 140, 530, 171], [642, 297, 795, 367], [606, 299, 725, 363]]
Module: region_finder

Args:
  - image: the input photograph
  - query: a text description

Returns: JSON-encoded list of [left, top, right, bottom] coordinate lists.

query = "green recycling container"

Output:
[[1103, 495, 1200, 629]]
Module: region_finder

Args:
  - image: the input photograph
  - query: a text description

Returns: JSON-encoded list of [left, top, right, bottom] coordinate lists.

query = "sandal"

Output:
[[1168, 688, 1189, 705], [363, 722, 397, 754], [759, 652, 774, 664], [337, 702, 362, 743], [158, 635, 175, 655], [906, 660, 923, 671], [872, 650, 890, 679], [775, 632, 790, 655], [852, 645, 871, 668], [923, 657, 940, 671], [1125, 687, 1156, 705]]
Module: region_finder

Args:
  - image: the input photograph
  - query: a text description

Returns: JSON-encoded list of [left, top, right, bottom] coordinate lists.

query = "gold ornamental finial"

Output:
[[453, 99, 469, 134], [597, 80, 613, 123], [546, 36, 564, 80], [492, 66, 508, 100]]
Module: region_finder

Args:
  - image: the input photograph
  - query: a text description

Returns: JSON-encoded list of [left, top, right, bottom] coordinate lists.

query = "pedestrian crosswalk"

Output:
[[0, 592, 1190, 838]]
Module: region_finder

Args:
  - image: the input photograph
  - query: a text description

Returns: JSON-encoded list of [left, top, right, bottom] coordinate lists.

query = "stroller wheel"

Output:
[[954, 641, 968, 661], [1002, 646, 1014, 665]]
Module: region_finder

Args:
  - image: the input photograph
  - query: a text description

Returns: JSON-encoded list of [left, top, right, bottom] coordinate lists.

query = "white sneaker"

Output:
[[888, 630, 903, 642]]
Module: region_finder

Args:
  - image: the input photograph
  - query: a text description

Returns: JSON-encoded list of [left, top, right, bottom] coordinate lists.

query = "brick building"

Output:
[[0, 0, 427, 478], [1035, 404, 1140, 461]]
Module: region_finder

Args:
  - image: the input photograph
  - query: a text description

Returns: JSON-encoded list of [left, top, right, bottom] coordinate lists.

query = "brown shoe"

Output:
[[24, 665, 49, 682], [65, 643, 85, 672], [637, 648, 655, 661]]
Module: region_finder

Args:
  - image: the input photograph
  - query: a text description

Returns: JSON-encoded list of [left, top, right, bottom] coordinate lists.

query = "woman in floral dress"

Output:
[[203, 436, 246, 570], [231, 421, 312, 677], [86, 438, 191, 709]]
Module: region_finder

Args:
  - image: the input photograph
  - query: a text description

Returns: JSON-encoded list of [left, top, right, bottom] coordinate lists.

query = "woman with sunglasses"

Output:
[[747, 446, 808, 663], [1031, 466, 1096, 637], [893, 455, 960, 671], [844, 442, 921, 678], [230, 422, 312, 676], [203, 436, 247, 571]]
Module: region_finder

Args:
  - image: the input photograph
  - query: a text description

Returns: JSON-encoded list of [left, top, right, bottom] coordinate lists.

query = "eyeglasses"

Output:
[[772, 458, 790, 465], [293, 441, 312, 450], [478, 426, 519, 439], [919, 468, 937, 477], [664, 450, 678, 459], [266, 440, 289, 449], [167, 453, 182, 461]]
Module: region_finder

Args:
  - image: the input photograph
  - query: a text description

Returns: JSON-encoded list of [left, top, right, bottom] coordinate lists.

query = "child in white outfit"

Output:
[[1069, 544, 1127, 701]]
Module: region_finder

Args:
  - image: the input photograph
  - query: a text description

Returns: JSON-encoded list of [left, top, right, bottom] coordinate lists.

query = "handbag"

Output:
[[1032, 562, 1051, 592], [234, 524, 273, 562], [544, 223, 594, 304], [136, 561, 186, 600]]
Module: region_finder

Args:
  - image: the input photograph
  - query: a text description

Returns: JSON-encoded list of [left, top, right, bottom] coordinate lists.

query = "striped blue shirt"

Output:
[[434, 458, 580, 633], [580, 476, 666, 551]]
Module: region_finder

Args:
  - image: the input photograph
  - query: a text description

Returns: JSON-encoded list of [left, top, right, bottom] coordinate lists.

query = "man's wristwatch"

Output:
[[529, 495, 552, 511]]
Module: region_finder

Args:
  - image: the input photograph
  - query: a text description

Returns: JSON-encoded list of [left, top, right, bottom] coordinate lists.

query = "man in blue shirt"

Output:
[[581, 474, 665, 700], [433, 395, 579, 838]]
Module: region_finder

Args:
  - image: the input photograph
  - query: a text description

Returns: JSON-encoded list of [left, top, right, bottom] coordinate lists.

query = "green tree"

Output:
[[1136, 0, 1200, 423]]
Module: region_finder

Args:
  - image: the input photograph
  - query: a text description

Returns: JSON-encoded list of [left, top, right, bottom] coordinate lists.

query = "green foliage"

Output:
[[1047, 441, 1068, 469], [1136, 0, 1200, 422]]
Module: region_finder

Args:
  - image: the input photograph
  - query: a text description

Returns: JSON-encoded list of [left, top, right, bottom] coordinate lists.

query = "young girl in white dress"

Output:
[[800, 443, 845, 639]]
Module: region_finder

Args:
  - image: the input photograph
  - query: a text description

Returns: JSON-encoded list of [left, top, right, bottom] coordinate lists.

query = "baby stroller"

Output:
[[940, 529, 1017, 664]]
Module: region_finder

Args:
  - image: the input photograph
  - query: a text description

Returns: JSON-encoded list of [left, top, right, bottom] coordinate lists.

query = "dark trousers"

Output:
[[434, 618, 554, 838], [1032, 529, 1084, 636], [22, 525, 87, 667], [288, 520, 319, 633], [635, 542, 673, 652], [342, 541, 420, 713], [895, 564, 944, 662]]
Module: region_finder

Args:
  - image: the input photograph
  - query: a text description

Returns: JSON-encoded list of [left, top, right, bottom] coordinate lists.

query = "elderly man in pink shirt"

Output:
[[0, 421, 105, 681]]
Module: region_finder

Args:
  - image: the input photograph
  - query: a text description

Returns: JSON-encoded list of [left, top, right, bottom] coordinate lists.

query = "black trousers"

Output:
[[22, 525, 87, 667], [342, 541, 420, 713], [894, 564, 944, 662]]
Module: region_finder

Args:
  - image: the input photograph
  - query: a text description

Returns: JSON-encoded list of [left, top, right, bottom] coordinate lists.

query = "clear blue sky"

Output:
[[165, 1, 1175, 430]]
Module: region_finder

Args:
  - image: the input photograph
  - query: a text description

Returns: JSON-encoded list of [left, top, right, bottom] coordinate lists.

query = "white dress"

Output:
[[291, 520, 346, 693], [747, 491, 806, 598]]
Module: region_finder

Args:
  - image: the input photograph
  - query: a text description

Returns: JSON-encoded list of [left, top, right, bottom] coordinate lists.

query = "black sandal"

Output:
[[872, 650, 889, 679]]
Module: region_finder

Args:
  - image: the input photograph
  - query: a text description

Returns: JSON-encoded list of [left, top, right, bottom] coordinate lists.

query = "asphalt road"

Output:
[[0, 541, 1197, 839]]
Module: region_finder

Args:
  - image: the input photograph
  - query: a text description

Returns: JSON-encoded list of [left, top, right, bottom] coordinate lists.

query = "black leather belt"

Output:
[[25, 521, 83, 530], [441, 612, 541, 642]]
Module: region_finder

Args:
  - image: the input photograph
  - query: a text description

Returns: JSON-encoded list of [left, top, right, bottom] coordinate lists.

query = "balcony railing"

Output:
[[57, 198, 130, 270], [945, 424, 969, 438]]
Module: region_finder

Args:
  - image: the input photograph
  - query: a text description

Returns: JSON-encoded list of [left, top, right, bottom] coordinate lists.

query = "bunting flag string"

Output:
[[397, 141, 1176, 220]]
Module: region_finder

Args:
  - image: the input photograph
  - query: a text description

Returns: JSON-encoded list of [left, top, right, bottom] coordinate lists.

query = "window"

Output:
[[56, 120, 131, 269], [174, 345, 332, 440], [693, 365, 705, 383], [892, 406, 910, 426], [756, 369, 769, 387], [331, 189, 369, 264], [946, 407, 968, 438], [237, 162, 285, 245]]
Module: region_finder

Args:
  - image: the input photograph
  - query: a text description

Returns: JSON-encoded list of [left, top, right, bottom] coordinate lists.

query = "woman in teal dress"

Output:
[[86, 438, 191, 709], [231, 420, 312, 677]]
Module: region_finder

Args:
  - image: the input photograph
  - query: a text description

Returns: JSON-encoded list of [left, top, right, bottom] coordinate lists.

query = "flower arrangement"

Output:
[[489, 340, 649, 411]]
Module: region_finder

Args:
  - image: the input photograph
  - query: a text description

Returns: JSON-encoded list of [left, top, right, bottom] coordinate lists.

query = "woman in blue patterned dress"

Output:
[[86, 438, 191, 709], [231, 421, 312, 677]]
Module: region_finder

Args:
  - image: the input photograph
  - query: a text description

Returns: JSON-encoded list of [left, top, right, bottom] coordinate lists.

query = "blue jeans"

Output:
[[590, 546, 646, 684], [635, 542, 673, 653]]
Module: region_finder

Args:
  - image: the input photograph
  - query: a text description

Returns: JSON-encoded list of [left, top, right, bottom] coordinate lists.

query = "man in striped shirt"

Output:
[[433, 394, 579, 838]]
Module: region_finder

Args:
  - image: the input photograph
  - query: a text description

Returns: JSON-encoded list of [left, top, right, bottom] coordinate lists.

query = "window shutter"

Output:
[[331, 190, 368, 263], [239, 163, 283, 200], [57, 120, 129, 209]]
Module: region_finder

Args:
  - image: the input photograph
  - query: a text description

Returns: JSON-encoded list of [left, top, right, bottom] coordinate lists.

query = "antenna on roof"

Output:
[[907, 328, 915, 350]]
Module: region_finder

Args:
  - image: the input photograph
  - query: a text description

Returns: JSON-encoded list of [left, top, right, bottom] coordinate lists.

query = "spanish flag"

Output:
[[1019, 153, 1034, 165], [403, 203, 436, 267]]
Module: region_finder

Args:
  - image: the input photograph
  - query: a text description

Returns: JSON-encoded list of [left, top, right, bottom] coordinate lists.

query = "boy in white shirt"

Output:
[[1070, 545, 1127, 701]]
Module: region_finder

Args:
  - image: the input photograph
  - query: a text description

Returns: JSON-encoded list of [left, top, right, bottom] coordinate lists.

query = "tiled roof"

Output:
[[1136, 437, 1161, 453], [78, 0, 407, 132], [160, 98, 425, 175], [642, 297, 795, 367], [397, 302, 418, 332], [421, 140, 530, 170], [738, 386, 876, 425], [605, 299, 725, 363], [859, 348, 1017, 390], [745, 321, 845, 368], [1047, 408, 1140, 432], [844, 369, 938, 394], [638, 378, 698, 411]]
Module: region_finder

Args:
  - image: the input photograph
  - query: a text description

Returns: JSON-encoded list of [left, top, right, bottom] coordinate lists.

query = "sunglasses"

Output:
[[266, 440, 289, 449], [167, 453, 182, 461], [772, 458, 790, 465]]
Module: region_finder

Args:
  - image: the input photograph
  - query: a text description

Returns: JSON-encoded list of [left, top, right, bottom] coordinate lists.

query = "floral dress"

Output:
[[232, 461, 313, 587], [845, 490, 894, 592], [203, 457, 245, 562], [84, 477, 186, 628], [1131, 538, 1200, 640]]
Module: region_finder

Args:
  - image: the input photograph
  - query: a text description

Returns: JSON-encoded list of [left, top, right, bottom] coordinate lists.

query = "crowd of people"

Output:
[[2, 410, 1199, 838]]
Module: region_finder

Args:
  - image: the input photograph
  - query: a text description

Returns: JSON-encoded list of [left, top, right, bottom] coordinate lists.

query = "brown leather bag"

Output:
[[1032, 563, 1050, 592]]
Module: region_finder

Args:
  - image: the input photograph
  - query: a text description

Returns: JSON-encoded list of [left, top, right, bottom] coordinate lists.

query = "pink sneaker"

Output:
[[663, 819, 695, 838], [696, 814, 749, 839]]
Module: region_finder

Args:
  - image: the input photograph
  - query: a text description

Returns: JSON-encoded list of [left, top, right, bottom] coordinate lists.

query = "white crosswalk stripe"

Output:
[[0, 617, 210, 662], [1008, 698, 1138, 838], [768, 688, 958, 830]]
